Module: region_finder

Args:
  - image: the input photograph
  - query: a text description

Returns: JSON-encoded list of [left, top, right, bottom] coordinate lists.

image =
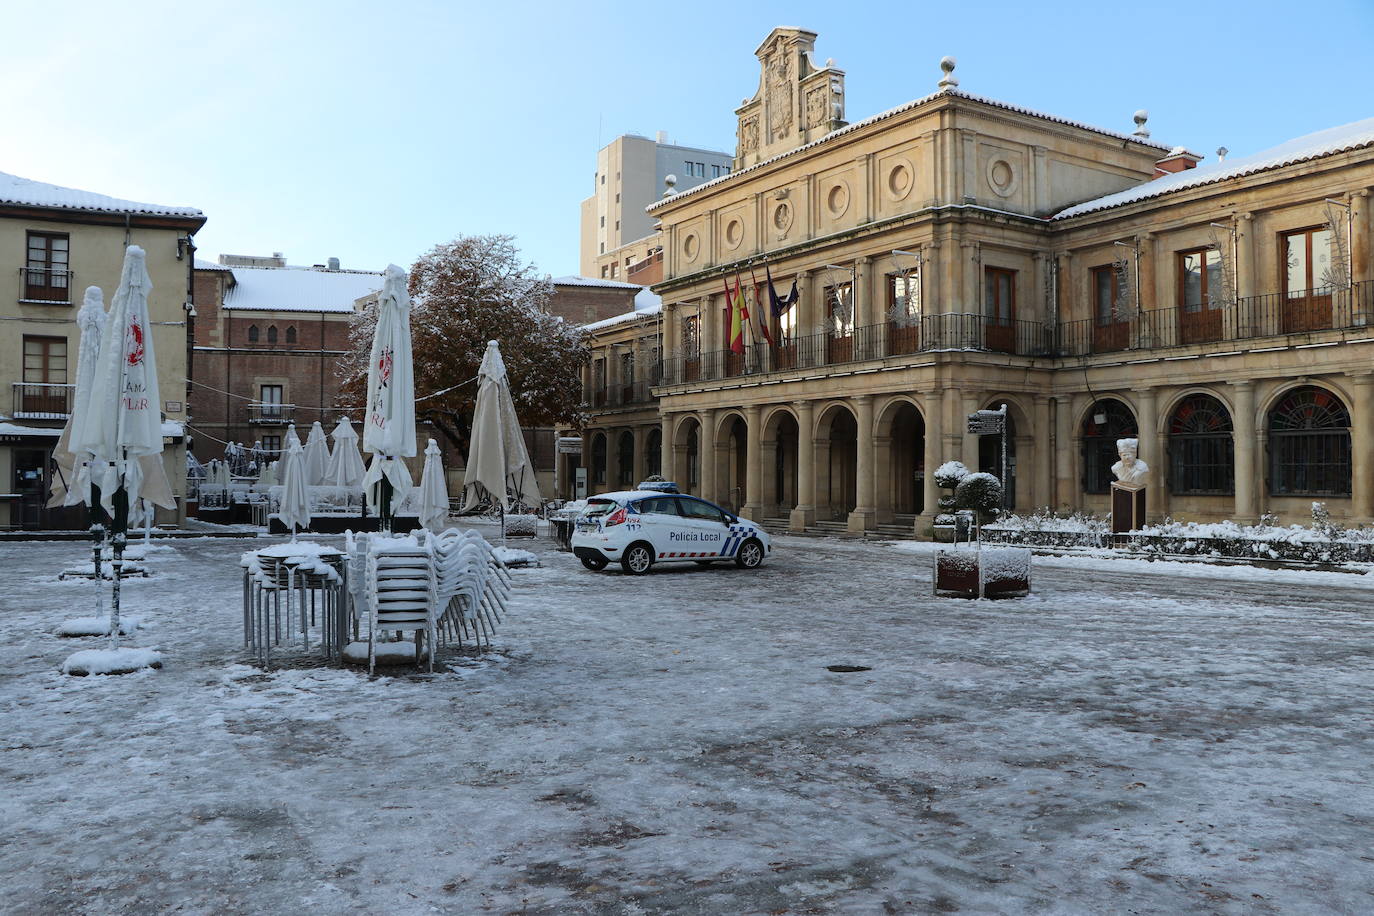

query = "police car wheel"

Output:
[[580, 555, 608, 571], [621, 543, 654, 575], [735, 538, 764, 569]]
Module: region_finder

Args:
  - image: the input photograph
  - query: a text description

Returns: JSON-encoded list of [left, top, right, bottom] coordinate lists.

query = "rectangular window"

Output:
[[1283, 227, 1334, 295], [25, 232, 71, 302], [609, 263, 618, 278], [614, 220, 619, 231], [825, 283, 854, 338], [599, 216, 604, 227], [682, 314, 700, 356], [887, 272, 921, 356], [600, 265, 608, 278], [1178, 249, 1223, 313], [262, 434, 281, 453], [22, 335, 67, 383]]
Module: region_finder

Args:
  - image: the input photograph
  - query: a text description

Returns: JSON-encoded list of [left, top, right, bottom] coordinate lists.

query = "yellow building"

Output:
[[581, 27, 1374, 534], [0, 170, 203, 529]]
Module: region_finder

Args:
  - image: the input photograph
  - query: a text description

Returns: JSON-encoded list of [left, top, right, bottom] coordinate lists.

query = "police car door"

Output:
[[671, 497, 730, 559], [634, 496, 684, 560]]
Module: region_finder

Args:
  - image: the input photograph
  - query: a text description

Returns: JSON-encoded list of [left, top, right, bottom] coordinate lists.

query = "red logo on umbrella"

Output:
[[126, 320, 145, 367], [377, 346, 393, 386]]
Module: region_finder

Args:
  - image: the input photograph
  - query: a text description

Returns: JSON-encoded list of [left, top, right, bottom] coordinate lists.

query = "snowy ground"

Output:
[[2, 530, 1371, 914]]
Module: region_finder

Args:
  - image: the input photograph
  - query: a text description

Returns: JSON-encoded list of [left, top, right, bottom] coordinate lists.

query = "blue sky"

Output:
[[4, 0, 1371, 279]]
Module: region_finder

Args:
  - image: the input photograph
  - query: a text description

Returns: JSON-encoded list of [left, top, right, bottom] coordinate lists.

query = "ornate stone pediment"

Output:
[[734, 27, 846, 170]]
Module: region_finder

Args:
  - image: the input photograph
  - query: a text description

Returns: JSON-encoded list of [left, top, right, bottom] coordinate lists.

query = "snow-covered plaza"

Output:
[[3, 532, 1371, 914]]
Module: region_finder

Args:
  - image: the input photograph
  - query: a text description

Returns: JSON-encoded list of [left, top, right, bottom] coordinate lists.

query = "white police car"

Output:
[[571, 490, 771, 575]]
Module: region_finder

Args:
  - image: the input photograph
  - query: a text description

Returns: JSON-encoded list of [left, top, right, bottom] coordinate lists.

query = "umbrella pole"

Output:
[[90, 478, 105, 619], [109, 483, 129, 649], [380, 473, 393, 536]]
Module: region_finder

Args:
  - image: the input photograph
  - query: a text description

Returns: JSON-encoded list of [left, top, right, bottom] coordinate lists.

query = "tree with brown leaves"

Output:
[[339, 235, 588, 457]]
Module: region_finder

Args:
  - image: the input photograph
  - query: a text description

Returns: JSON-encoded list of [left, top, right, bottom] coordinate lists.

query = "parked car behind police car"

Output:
[[571, 490, 771, 574]]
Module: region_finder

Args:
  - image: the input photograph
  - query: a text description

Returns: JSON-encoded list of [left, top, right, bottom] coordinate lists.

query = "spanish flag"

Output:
[[727, 275, 746, 354]]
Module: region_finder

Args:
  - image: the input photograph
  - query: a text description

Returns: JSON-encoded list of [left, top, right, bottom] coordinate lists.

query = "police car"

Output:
[[571, 490, 771, 575]]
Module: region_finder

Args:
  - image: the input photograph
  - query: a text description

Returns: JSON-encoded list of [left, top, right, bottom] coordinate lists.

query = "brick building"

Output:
[[189, 255, 381, 462]]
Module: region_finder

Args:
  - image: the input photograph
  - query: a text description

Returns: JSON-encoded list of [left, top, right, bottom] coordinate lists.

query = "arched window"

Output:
[[1168, 394, 1234, 494], [617, 431, 635, 487], [285, 326, 297, 344], [646, 428, 662, 478], [266, 326, 278, 344], [591, 434, 607, 486], [1268, 386, 1350, 496], [247, 325, 259, 343], [1080, 399, 1136, 494], [685, 424, 700, 489]]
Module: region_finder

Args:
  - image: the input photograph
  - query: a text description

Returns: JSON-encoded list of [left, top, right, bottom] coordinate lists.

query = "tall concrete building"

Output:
[[579, 133, 733, 282]]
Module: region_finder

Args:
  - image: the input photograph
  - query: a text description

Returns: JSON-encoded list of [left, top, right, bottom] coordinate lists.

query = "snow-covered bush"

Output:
[[955, 473, 1003, 523], [933, 461, 970, 489]]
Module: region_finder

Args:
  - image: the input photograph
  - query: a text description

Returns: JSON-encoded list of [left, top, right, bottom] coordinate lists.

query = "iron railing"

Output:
[[18, 267, 74, 304], [244, 403, 295, 424], [653, 281, 1374, 387], [587, 369, 662, 408], [11, 382, 73, 418]]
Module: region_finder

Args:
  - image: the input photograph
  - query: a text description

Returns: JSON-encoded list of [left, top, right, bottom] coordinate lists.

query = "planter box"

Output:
[[933, 547, 1032, 598]]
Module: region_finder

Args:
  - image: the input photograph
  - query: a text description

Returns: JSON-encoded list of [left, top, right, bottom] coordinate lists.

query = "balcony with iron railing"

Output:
[[18, 267, 74, 305], [244, 402, 296, 424], [12, 382, 74, 420], [586, 369, 662, 409], [651, 280, 1374, 390]]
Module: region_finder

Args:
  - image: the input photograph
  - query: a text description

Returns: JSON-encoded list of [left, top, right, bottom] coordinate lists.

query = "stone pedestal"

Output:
[[1111, 483, 1146, 533]]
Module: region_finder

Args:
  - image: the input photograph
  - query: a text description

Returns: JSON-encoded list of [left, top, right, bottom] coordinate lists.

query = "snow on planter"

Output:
[[933, 546, 1032, 598], [503, 514, 538, 537], [55, 615, 144, 638], [62, 647, 162, 676]]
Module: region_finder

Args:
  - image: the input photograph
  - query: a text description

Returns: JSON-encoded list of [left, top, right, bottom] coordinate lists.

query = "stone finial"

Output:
[[1132, 109, 1150, 138], [1216, 146, 1229, 163], [662, 174, 677, 199], [938, 56, 958, 90]]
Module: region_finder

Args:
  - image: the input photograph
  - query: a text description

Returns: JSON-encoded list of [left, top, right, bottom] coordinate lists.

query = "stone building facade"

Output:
[[0, 169, 202, 529], [580, 27, 1374, 533], [189, 257, 381, 463]]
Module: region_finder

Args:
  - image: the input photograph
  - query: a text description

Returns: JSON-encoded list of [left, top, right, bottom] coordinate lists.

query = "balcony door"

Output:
[[1091, 266, 1130, 352], [984, 267, 1016, 353], [1179, 249, 1224, 344], [259, 384, 284, 420], [21, 336, 68, 415], [25, 232, 70, 302], [1282, 227, 1334, 332]]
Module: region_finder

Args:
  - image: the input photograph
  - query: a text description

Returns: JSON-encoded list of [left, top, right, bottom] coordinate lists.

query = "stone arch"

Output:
[[1165, 390, 1235, 496], [589, 431, 608, 490], [1079, 396, 1137, 495], [674, 416, 702, 493], [1265, 383, 1351, 498], [978, 395, 1034, 511], [615, 429, 635, 489], [762, 404, 800, 518], [714, 412, 749, 513], [285, 326, 297, 344], [875, 395, 926, 519], [815, 401, 858, 521], [266, 325, 278, 344]]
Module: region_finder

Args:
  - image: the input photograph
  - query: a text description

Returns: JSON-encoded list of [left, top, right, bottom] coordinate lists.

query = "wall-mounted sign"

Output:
[[557, 437, 583, 455], [165, 401, 183, 413]]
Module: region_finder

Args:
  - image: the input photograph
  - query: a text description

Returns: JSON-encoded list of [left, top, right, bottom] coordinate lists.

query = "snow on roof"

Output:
[[581, 287, 663, 332], [194, 258, 231, 271], [1056, 116, 1374, 219], [552, 275, 643, 290], [222, 265, 383, 313], [0, 170, 203, 219], [647, 88, 1174, 213]]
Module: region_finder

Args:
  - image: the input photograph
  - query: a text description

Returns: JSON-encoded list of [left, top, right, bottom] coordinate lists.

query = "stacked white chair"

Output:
[[424, 528, 513, 653], [365, 537, 437, 675]]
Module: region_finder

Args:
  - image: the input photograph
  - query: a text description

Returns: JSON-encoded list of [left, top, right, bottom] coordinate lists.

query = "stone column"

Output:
[[1033, 395, 1052, 511], [1231, 380, 1257, 525], [855, 255, 873, 358], [849, 394, 877, 532], [661, 413, 678, 483], [873, 434, 894, 524], [698, 409, 717, 502], [662, 303, 680, 383], [919, 387, 944, 533], [632, 425, 649, 485], [961, 391, 981, 468], [790, 400, 817, 531], [1236, 212, 1262, 336], [943, 387, 962, 464], [1350, 373, 1374, 522], [1053, 394, 1074, 511], [1134, 387, 1160, 522], [960, 241, 980, 315], [1352, 192, 1371, 326], [743, 404, 764, 521]]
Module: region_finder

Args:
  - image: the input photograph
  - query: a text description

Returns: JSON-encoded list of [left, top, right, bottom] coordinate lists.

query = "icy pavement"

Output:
[[1, 533, 1371, 914]]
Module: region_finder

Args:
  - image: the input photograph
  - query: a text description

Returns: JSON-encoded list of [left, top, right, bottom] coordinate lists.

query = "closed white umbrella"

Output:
[[361, 264, 416, 529], [462, 340, 541, 512], [50, 286, 108, 510], [326, 416, 365, 488], [70, 245, 173, 652], [285, 423, 302, 453], [418, 439, 450, 533], [303, 421, 330, 485], [277, 441, 311, 541], [258, 461, 278, 489]]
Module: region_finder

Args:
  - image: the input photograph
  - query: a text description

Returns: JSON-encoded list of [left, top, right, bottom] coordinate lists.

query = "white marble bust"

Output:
[[1111, 437, 1150, 487]]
